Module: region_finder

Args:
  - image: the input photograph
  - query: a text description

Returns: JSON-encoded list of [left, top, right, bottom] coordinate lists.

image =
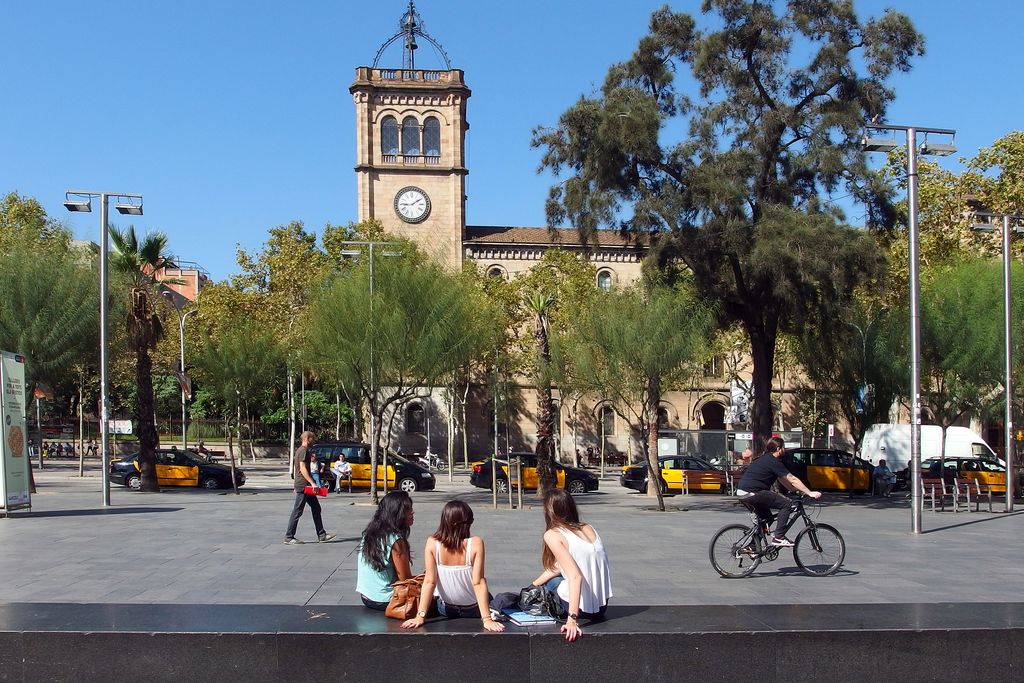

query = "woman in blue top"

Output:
[[356, 491, 415, 610]]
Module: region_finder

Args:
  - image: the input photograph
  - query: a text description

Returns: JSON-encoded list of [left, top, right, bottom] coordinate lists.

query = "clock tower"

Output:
[[351, 2, 470, 267]]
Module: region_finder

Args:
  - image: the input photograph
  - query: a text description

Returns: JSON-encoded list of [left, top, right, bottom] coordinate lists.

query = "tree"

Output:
[[526, 291, 558, 495], [566, 286, 713, 511], [108, 225, 177, 492], [0, 245, 98, 390], [533, 1, 919, 451], [796, 301, 906, 447], [194, 319, 284, 482], [306, 252, 497, 503], [0, 192, 71, 253], [920, 259, 1024, 434]]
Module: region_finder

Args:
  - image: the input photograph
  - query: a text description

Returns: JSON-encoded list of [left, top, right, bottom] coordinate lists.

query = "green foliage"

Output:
[[920, 258, 1024, 425], [193, 319, 285, 419], [261, 389, 352, 431], [0, 243, 98, 387], [0, 191, 72, 253], [306, 253, 498, 499], [532, 1, 917, 445]]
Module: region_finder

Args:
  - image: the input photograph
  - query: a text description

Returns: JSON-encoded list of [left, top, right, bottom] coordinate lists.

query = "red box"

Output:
[[303, 486, 328, 497]]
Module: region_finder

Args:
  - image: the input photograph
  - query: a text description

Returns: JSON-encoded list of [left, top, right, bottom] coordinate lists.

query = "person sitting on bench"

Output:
[[873, 459, 896, 497]]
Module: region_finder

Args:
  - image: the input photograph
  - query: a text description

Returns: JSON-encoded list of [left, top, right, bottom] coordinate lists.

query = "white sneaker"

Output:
[[770, 535, 795, 547]]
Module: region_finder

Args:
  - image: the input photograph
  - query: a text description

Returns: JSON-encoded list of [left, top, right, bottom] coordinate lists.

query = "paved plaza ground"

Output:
[[2, 461, 1022, 607]]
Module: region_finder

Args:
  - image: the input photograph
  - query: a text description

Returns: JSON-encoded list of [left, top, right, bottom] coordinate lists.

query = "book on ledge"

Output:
[[502, 609, 555, 626]]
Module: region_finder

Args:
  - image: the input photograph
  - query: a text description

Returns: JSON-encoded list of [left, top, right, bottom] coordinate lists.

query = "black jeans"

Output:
[[361, 595, 390, 611], [741, 490, 794, 537], [285, 491, 324, 539]]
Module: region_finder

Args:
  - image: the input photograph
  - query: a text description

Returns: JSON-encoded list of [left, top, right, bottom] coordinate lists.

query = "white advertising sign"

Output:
[[1, 351, 31, 511], [107, 420, 133, 435]]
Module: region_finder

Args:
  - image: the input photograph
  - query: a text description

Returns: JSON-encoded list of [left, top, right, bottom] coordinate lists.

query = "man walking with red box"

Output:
[[284, 431, 336, 545]]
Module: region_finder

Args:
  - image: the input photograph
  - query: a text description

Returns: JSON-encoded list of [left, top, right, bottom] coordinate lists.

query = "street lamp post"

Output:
[[64, 190, 144, 507], [972, 212, 1023, 512], [863, 125, 957, 534], [163, 292, 198, 451]]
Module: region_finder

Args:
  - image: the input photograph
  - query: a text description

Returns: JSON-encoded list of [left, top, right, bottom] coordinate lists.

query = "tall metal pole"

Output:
[[99, 193, 111, 507], [906, 129, 923, 534], [179, 309, 197, 450], [1003, 214, 1015, 511]]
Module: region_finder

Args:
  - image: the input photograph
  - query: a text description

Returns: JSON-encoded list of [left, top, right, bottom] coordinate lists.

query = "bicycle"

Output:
[[708, 492, 845, 578]]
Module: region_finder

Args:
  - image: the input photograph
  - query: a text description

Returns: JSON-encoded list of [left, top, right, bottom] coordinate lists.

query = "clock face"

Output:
[[394, 187, 431, 223]]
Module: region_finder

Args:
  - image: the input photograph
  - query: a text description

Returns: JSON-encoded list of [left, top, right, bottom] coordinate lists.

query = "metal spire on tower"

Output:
[[372, 1, 452, 70]]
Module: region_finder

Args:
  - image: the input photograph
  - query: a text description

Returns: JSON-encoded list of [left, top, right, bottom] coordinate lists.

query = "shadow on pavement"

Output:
[[922, 509, 1024, 534], [11, 506, 184, 518]]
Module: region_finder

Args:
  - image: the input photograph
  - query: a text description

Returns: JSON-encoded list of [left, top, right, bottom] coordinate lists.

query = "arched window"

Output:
[[401, 116, 421, 156], [406, 403, 424, 434], [600, 405, 616, 436], [657, 407, 670, 429], [423, 117, 441, 157], [597, 270, 613, 291], [487, 266, 506, 280], [381, 116, 399, 156]]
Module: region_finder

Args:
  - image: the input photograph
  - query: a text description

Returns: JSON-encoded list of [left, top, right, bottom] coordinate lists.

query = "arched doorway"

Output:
[[700, 401, 726, 430]]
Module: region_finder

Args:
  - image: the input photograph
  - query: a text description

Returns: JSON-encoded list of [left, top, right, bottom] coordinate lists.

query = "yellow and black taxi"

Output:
[[922, 457, 1019, 494], [780, 448, 872, 493], [310, 441, 435, 493], [470, 453, 599, 495], [620, 455, 726, 494], [109, 448, 245, 490]]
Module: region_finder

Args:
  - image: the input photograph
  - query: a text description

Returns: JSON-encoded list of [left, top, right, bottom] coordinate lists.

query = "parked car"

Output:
[[470, 453, 599, 494], [109, 449, 245, 490], [780, 448, 872, 494], [919, 456, 1021, 495], [309, 441, 435, 493], [620, 455, 726, 494]]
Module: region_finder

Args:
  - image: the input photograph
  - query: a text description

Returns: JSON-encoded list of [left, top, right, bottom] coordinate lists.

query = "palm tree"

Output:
[[109, 226, 177, 492], [527, 290, 558, 496]]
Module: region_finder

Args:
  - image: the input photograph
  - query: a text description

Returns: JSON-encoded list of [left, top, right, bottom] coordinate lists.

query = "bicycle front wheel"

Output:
[[709, 524, 761, 578], [794, 523, 845, 576]]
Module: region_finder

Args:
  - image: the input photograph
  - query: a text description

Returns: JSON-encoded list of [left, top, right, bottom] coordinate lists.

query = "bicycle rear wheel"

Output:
[[709, 524, 761, 578], [793, 523, 845, 576]]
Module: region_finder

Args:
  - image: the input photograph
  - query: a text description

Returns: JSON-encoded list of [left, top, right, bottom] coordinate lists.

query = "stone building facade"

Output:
[[349, 7, 811, 463]]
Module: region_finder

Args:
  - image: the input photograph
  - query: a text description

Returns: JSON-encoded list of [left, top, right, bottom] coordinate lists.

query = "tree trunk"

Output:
[[287, 367, 296, 478], [227, 413, 238, 495], [534, 313, 557, 496], [77, 382, 85, 477], [335, 388, 342, 439], [369, 401, 381, 505], [747, 319, 778, 456], [232, 403, 241, 494], [136, 341, 161, 492], [645, 378, 666, 511], [461, 382, 470, 468]]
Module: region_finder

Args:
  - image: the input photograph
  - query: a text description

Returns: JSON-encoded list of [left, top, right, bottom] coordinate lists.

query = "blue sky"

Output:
[[2, 1, 1021, 280]]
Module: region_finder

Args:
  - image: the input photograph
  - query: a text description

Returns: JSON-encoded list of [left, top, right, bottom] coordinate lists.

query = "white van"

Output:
[[858, 423, 998, 471]]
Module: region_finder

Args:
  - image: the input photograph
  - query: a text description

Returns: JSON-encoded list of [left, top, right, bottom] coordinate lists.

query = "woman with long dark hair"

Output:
[[400, 500, 504, 632], [528, 489, 612, 641], [356, 490, 415, 610]]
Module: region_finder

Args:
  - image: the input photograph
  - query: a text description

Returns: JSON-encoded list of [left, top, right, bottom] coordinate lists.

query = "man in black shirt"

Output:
[[736, 436, 821, 546]]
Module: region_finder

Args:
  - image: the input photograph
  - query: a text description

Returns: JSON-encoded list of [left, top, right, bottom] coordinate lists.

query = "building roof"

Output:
[[464, 225, 646, 248]]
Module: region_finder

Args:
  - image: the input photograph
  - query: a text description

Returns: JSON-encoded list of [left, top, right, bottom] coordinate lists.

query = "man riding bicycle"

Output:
[[736, 436, 822, 547]]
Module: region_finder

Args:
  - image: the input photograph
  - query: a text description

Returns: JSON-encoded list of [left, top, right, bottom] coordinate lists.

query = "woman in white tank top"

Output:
[[400, 501, 504, 632], [528, 489, 613, 642]]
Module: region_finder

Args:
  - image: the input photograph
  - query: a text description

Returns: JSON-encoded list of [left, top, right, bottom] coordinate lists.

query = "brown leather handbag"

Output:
[[385, 574, 425, 620]]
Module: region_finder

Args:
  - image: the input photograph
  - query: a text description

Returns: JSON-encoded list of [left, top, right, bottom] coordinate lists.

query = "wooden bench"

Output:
[[957, 477, 994, 512], [921, 477, 957, 512], [682, 470, 729, 495], [921, 477, 985, 512]]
